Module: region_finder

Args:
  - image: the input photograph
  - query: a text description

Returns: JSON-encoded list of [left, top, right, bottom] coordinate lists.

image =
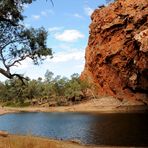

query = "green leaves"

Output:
[[19, 27, 52, 64], [0, 0, 52, 80], [0, 72, 90, 106]]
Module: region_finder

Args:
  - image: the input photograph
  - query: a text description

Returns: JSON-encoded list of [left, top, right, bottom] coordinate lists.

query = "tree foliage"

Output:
[[0, 0, 52, 82], [0, 71, 90, 107]]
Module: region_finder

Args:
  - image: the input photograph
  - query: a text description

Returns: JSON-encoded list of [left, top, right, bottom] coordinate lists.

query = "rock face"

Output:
[[81, 0, 148, 102]]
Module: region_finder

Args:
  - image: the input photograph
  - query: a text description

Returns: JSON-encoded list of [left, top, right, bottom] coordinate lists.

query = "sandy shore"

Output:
[[0, 97, 148, 115], [0, 107, 17, 115], [0, 134, 101, 148], [0, 134, 136, 148]]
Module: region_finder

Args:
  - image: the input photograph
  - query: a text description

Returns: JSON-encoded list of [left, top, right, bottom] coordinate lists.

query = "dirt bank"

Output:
[[0, 96, 148, 115], [0, 134, 101, 148]]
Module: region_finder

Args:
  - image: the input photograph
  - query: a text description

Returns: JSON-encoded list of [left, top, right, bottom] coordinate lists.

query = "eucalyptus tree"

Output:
[[0, 0, 52, 82]]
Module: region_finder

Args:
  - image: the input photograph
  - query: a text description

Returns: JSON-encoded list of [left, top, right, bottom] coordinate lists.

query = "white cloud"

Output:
[[47, 10, 54, 15], [11, 58, 32, 71], [75, 64, 84, 69], [41, 11, 48, 16], [31, 10, 54, 21], [73, 13, 83, 18], [11, 49, 84, 69], [54, 29, 84, 42], [32, 15, 40, 20], [41, 10, 54, 16], [84, 6, 94, 16], [6, 49, 85, 80], [50, 50, 85, 63], [48, 27, 63, 32]]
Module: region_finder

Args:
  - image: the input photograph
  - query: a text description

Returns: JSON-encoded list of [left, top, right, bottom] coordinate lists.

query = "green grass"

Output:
[[3, 101, 30, 107]]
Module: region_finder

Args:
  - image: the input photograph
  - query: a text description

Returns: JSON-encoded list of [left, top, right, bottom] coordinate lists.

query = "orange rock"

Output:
[[81, 0, 148, 103]]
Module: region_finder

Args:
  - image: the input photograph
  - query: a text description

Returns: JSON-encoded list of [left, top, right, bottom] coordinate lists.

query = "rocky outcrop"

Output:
[[81, 0, 148, 103], [0, 131, 8, 137]]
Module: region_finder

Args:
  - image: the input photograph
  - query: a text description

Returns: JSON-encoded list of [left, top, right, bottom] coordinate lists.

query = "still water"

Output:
[[0, 112, 148, 146]]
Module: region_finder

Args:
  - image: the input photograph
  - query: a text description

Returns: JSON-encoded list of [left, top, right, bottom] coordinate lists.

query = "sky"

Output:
[[0, 0, 106, 81]]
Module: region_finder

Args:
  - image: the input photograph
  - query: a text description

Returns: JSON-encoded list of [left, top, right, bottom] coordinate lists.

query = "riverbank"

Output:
[[0, 134, 101, 148], [0, 97, 148, 115]]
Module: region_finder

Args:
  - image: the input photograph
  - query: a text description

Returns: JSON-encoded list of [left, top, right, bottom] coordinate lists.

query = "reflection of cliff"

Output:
[[85, 113, 148, 146], [81, 0, 148, 103]]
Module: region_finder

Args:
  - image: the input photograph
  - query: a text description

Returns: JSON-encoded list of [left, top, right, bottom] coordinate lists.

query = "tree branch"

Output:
[[11, 73, 29, 85], [7, 54, 30, 68], [0, 68, 28, 85], [0, 50, 9, 72], [0, 17, 18, 26], [0, 38, 27, 52], [0, 68, 11, 78]]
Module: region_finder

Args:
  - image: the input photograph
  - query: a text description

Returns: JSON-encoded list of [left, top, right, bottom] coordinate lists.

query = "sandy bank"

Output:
[[0, 107, 17, 115], [0, 97, 148, 115], [0, 134, 100, 148], [0, 134, 136, 148]]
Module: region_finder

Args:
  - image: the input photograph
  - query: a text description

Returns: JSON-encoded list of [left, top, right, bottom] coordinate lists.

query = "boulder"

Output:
[[0, 131, 8, 137]]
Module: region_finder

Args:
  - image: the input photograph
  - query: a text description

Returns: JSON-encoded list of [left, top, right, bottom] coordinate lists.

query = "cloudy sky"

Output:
[[0, 0, 106, 81]]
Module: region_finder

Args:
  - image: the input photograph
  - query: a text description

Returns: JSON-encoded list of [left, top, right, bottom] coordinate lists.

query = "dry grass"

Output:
[[0, 135, 99, 148]]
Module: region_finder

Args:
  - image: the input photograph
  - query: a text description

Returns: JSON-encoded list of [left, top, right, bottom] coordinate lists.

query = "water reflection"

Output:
[[84, 113, 148, 146], [0, 112, 148, 146]]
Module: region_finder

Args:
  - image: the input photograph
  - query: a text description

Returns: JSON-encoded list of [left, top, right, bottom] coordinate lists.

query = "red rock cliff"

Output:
[[81, 0, 148, 102]]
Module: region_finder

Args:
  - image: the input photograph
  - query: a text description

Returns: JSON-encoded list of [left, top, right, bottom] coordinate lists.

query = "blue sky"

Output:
[[0, 0, 106, 81]]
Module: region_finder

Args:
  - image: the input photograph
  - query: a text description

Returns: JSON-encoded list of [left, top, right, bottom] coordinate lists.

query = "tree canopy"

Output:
[[0, 0, 52, 82], [0, 71, 90, 107]]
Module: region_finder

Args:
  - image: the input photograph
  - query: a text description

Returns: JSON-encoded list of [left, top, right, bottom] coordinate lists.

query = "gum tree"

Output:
[[0, 0, 53, 82]]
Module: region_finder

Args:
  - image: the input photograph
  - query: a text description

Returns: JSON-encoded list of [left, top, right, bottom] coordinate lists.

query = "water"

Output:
[[0, 112, 148, 146]]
